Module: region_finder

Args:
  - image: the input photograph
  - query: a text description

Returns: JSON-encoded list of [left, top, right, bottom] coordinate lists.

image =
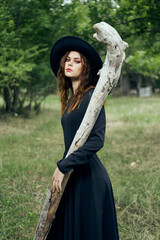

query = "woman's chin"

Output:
[[65, 72, 73, 78]]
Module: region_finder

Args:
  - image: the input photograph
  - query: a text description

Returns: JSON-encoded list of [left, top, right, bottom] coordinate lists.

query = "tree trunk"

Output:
[[137, 74, 142, 96], [34, 22, 128, 240], [19, 89, 29, 113], [12, 86, 19, 112], [120, 74, 130, 95], [3, 86, 11, 113]]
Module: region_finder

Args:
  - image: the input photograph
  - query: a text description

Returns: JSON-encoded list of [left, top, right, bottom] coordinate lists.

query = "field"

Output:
[[0, 95, 160, 240]]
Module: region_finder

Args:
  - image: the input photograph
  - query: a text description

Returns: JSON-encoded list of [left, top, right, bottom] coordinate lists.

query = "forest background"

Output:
[[0, 0, 160, 114], [0, 0, 160, 240]]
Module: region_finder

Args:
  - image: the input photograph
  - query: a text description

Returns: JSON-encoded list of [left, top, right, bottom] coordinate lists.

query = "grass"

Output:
[[0, 95, 160, 240]]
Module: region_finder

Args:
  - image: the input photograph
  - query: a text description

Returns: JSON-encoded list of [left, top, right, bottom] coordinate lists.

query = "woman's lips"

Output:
[[66, 68, 73, 72]]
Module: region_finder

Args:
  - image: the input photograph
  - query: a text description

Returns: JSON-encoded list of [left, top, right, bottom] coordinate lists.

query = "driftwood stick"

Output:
[[34, 22, 128, 240]]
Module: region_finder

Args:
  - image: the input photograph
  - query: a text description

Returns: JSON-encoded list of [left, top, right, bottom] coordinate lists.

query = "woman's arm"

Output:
[[57, 106, 106, 174]]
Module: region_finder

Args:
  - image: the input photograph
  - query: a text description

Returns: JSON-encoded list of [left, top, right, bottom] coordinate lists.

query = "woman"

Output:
[[47, 36, 119, 240]]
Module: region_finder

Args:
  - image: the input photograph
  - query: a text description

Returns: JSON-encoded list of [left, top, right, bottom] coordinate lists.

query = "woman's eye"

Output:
[[75, 60, 81, 63], [65, 58, 70, 62]]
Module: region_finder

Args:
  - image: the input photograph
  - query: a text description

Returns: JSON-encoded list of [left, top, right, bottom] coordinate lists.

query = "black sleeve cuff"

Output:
[[57, 159, 73, 174]]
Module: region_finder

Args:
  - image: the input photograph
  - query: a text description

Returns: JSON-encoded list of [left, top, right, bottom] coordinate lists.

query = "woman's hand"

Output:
[[52, 167, 64, 193]]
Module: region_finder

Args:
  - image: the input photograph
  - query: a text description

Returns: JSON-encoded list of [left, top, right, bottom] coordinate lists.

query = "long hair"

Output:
[[57, 51, 95, 115]]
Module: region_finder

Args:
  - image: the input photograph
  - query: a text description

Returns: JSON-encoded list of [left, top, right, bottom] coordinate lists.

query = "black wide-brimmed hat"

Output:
[[50, 36, 102, 82]]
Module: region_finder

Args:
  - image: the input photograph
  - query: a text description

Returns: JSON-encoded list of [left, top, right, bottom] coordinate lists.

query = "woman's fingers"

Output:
[[58, 180, 62, 192], [55, 180, 59, 192], [52, 176, 55, 185], [52, 180, 56, 193], [52, 179, 62, 193], [52, 167, 64, 193], [56, 180, 62, 193]]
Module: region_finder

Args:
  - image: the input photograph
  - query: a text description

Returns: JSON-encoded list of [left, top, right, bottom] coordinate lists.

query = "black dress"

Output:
[[47, 89, 119, 240]]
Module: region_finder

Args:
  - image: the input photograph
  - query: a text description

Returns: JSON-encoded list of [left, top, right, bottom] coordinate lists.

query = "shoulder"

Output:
[[78, 88, 94, 112], [83, 88, 94, 102], [84, 88, 106, 118]]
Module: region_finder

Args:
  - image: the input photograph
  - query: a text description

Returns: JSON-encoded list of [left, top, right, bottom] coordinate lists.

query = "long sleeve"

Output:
[[57, 106, 106, 174]]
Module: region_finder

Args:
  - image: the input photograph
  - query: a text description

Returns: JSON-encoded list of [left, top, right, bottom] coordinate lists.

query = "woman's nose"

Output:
[[68, 60, 73, 66]]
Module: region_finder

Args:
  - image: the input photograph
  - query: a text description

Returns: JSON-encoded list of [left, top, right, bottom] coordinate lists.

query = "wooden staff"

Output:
[[34, 21, 128, 240]]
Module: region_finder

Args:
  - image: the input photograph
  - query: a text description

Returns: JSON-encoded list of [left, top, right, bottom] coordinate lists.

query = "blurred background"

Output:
[[0, 0, 160, 114]]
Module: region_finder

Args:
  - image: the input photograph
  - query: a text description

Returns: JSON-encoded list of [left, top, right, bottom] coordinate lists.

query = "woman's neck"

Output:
[[71, 79, 81, 94]]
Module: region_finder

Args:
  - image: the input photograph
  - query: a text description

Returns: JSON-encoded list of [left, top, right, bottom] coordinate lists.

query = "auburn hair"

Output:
[[57, 51, 95, 115]]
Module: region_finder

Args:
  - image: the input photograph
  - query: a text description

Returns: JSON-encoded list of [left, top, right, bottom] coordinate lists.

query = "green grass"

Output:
[[0, 95, 160, 240]]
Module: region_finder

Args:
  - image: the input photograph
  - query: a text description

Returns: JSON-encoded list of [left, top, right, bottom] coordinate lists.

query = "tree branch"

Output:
[[34, 21, 128, 240]]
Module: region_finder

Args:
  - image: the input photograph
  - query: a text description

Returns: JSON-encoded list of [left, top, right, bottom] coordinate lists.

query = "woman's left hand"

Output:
[[52, 167, 64, 193]]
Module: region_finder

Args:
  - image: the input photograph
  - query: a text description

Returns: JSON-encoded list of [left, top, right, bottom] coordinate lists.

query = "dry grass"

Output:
[[0, 95, 160, 239]]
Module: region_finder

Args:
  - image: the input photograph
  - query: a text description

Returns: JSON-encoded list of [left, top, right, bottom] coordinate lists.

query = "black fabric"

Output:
[[47, 89, 119, 240], [50, 36, 102, 82]]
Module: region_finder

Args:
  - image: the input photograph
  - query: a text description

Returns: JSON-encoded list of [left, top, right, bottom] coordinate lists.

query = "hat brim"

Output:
[[50, 36, 102, 82]]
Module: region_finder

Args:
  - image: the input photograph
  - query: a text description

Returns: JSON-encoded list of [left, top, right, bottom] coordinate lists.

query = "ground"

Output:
[[0, 94, 160, 240]]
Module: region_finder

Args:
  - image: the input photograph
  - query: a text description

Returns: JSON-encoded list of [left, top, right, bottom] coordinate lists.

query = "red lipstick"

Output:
[[66, 68, 73, 72]]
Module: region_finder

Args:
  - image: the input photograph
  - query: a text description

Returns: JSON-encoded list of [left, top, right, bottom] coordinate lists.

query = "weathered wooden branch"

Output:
[[34, 22, 128, 240]]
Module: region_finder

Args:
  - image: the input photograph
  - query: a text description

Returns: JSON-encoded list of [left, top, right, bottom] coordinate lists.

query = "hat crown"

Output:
[[50, 36, 102, 83]]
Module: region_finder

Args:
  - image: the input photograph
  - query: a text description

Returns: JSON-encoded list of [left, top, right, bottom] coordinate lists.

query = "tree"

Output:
[[0, 0, 57, 114], [1, 0, 159, 112], [113, 0, 160, 93]]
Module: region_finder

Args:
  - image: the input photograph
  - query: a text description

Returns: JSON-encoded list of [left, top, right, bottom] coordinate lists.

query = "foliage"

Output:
[[114, 0, 160, 37], [126, 50, 160, 87], [0, 0, 160, 114], [0, 0, 56, 114], [114, 0, 160, 88]]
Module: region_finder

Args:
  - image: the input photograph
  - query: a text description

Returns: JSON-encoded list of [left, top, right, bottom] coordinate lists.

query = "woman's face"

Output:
[[64, 51, 83, 81]]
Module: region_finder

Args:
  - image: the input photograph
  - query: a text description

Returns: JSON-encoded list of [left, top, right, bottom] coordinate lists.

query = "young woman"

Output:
[[47, 36, 119, 240]]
